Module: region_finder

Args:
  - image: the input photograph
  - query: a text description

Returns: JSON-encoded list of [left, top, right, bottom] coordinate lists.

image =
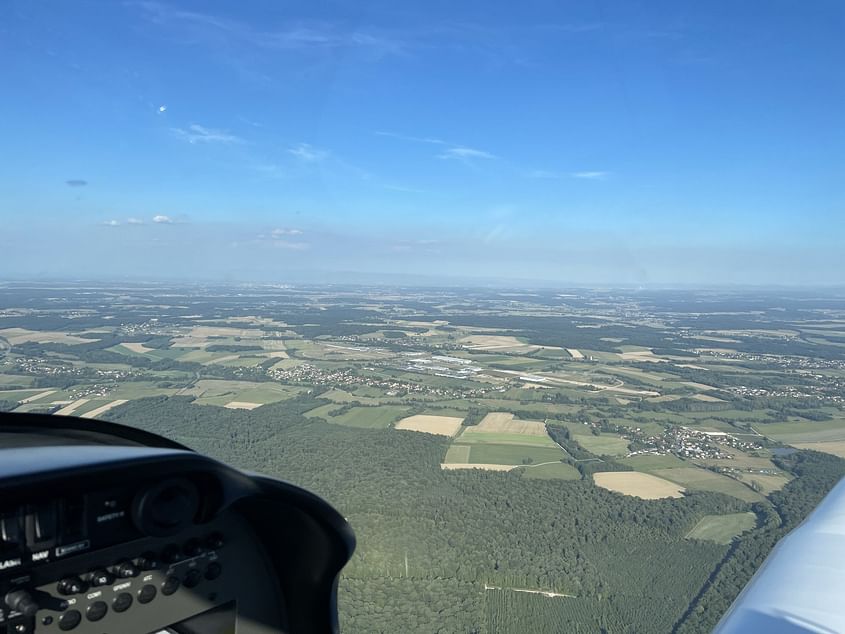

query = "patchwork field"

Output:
[[593, 472, 685, 499], [659, 467, 765, 503], [322, 405, 410, 429], [395, 414, 464, 437], [476, 412, 547, 436], [460, 335, 539, 353], [572, 433, 630, 457], [685, 512, 757, 544], [620, 454, 687, 471], [0, 328, 98, 345], [791, 440, 845, 458]]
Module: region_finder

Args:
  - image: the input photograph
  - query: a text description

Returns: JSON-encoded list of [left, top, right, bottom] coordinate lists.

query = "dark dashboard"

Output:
[[0, 413, 355, 634]]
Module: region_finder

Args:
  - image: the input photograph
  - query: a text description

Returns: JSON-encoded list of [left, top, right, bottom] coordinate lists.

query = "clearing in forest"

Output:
[[120, 342, 153, 353], [224, 401, 263, 410], [593, 471, 685, 499], [685, 512, 757, 544], [440, 463, 516, 472], [395, 414, 464, 437]]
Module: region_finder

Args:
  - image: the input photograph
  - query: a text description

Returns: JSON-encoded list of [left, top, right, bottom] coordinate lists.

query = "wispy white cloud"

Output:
[[104, 220, 120, 226], [378, 131, 495, 164], [288, 143, 329, 162], [271, 227, 303, 237], [153, 215, 173, 224], [127, 217, 144, 225], [528, 170, 611, 180], [171, 124, 243, 144], [132, 2, 404, 56], [438, 146, 496, 161], [570, 171, 609, 180], [375, 131, 447, 146]]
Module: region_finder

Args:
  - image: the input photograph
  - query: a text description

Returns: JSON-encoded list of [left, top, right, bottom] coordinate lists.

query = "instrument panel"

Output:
[[0, 414, 355, 634]]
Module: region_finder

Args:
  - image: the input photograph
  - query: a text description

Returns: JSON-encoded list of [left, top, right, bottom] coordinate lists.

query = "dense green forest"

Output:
[[101, 395, 835, 633]]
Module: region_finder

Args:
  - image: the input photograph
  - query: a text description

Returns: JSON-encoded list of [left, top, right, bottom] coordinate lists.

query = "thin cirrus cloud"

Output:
[[132, 1, 404, 56], [127, 218, 144, 225], [171, 124, 243, 144], [271, 228, 303, 237], [287, 143, 329, 162], [528, 169, 610, 180], [377, 131, 495, 163], [438, 146, 496, 161]]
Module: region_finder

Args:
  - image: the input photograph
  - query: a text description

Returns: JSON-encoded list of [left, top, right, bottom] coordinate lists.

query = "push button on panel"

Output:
[[58, 609, 82, 631], [161, 575, 180, 596], [85, 601, 107, 622], [183, 569, 202, 588], [138, 584, 157, 604], [113, 592, 133, 613]]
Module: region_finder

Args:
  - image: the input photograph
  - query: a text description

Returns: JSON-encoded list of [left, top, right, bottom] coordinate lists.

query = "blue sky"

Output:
[[2, 0, 843, 285]]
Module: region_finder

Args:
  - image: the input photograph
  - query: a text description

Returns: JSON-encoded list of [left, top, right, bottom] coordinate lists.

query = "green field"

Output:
[[659, 467, 765, 503], [755, 418, 845, 442], [520, 462, 581, 480], [465, 443, 567, 465], [444, 444, 471, 463], [572, 433, 630, 457], [325, 405, 410, 429], [620, 454, 687, 471], [457, 428, 559, 447], [304, 403, 342, 419], [685, 512, 757, 544]]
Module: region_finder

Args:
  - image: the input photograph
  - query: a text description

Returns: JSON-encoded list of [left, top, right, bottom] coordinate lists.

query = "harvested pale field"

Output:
[[19, 390, 57, 404], [261, 350, 289, 359], [477, 412, 547, 436], [80, 400, 128, 419], [682, 381, 719, 391], [566, 348, 584, 359], [440, 463, 516, 472], [618, 349, 662, 362], [460, 335, 538, 352], [693, 393, 725, 402], [203, 354, 240, 365], [170, 326, 262, 347], [792, 440, 845, 458], [593, 471, 685, 499], [54, 399, 90, 416], [121, 342, 153, 353], [224, 401, 263, 410], [0, 328, 98, 345], [395, 414, 464, 437]]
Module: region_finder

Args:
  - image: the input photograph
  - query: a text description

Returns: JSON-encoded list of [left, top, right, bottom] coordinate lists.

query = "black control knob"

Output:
[[89, 569, 114, 587], [137, 551, 159, 570], [57, 577, 86, 596], [114, 560, 139, 578], [131, 479, 199, 537], [5, 589, 39, 617]]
